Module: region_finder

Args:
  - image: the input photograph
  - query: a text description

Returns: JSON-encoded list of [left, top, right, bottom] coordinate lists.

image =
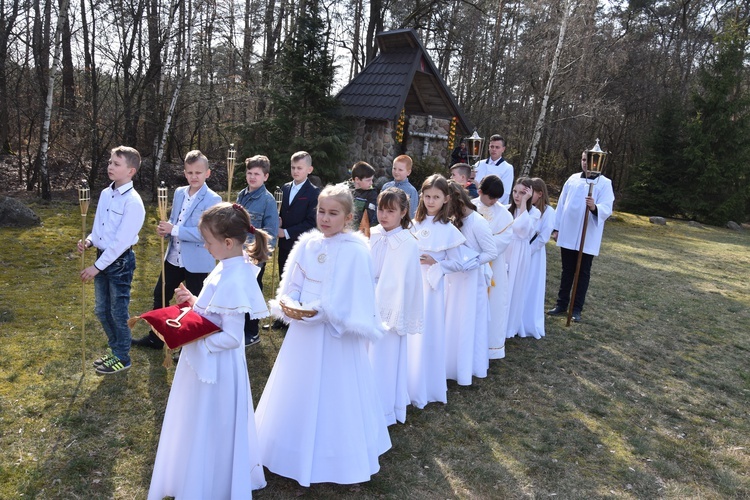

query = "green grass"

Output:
[[0, 203, 748, 499]]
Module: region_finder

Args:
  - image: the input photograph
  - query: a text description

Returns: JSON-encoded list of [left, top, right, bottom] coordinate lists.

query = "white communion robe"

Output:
[[444, 211, 496, 385], [504, 206, 540, 338], [520, 205, 556, 338], [368, 225, 424, 425], [554, 173, 614, 256], [408, 216, 466, 408], [255, 230, 391, 487], [474, 198, 514, 359], [148, 255, 269, 500]]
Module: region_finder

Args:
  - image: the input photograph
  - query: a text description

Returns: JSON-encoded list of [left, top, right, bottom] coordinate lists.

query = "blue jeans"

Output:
[[94, 249, 136, 364]]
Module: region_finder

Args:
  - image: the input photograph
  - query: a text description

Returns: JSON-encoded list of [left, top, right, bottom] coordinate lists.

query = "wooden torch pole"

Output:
[[78, 180, 90, 373]]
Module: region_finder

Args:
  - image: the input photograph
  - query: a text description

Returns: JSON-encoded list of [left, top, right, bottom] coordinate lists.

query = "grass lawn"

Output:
[[0, 200, 748, 499]]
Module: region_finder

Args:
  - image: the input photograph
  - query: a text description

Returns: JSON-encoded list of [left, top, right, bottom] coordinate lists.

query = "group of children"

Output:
[[77, 145, 561, 496]]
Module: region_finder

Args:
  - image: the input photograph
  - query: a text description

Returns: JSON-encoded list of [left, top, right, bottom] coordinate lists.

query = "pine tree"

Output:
[[680, 19, 750, 225], [240, 0, 349, 185]]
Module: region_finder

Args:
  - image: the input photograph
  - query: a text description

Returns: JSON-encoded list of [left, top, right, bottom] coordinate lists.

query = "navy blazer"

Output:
[[279, 179, 320, 252], [165, 184, 222, 273]]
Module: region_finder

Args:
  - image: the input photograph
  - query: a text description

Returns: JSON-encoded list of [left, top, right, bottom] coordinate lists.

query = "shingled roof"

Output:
[[336, 29, 473, 136]]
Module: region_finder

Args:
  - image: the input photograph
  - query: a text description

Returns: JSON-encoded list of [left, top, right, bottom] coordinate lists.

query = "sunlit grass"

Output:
[[0, 201, 748, 499]]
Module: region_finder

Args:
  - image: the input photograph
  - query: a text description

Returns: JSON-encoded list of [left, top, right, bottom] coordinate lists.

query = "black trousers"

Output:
[[243, 261, 266, 340], [152, 260, 208, 309], [555, 247, 594, 313]]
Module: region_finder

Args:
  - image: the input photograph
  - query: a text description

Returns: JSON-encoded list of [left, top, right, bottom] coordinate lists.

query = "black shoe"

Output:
[[245, 334, 260, 348], [131, 332, 164, 350], [547, 306, 567, 316], [572, 311, 582, 323], [263, 319, 286, 330], [95, 355, 131, 375]]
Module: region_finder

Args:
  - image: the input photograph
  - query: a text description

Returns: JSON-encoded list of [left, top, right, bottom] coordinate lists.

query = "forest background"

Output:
[[1, 0, 749, 225]]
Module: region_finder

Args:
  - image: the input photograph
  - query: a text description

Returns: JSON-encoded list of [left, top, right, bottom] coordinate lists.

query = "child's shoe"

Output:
[[95, 354, 131, 375], [245, 334, 260, 348], [93, 349, 114, 368]]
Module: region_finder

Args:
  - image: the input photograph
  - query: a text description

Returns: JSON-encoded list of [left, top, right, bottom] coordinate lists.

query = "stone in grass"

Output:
[[649, 216, 667, 225], [726, 221, 743, 231], [0, 196, 40, 227]]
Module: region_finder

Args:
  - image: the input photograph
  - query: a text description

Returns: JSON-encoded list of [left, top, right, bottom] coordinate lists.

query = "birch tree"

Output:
[[520, 0, 574, 177], [37, 0, 70, 200]]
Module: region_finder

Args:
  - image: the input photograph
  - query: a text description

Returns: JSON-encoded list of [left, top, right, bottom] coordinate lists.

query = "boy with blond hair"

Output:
[[78, 146, 146, 374], [132, 150, 222, 350], [381, 154, 418, 218]]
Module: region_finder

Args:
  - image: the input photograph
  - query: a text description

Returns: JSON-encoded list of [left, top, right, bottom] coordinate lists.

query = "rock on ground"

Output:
[[0, 196, 41, 227]]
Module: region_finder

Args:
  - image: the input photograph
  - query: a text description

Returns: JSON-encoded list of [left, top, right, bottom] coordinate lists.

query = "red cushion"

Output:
[[131, 302, 220, 350]]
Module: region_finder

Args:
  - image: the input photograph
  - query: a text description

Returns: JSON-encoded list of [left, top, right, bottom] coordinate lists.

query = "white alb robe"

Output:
[[520, 205, 555, 338], [554, 173, 614, 256], [148, 255, 268, 500], [256, 231, 390, 487], [474, 198, 514, 359], [408, 216, 466, 408], [504, 206, 539, 338], [368, 225, 424, 425], [444, 211, 497, 385]]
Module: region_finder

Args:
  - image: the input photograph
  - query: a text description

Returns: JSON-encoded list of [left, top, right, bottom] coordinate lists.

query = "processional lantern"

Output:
[[585, 139, 608, 181], [466, 130, 484, 164]]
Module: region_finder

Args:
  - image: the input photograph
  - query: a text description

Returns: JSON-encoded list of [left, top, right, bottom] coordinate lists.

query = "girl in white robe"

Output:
[[504, 177, 539, 339], [408, 174, 468, 408], [520, 178, 555, 338], [255, 184, 390, 487], [368, 187, 424, 425], [474, 174, 514, 359], [445, 181, 497, 384], [148, 203, 269, 500]]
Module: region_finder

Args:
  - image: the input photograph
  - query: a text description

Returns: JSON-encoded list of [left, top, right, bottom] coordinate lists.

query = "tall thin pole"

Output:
[[271, 186, 283, 297], [226, 144, 236, 202], [566, 182, 594, 326], [157, 182, 172, 368], [78, 180, 91, 373]]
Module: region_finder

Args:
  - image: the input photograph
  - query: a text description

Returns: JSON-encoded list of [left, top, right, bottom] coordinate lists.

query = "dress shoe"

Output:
[[547, 306, 566, 316], [131, 332, 164, 350], [571, 311, 582, 323], [263, 319, 286, 330]]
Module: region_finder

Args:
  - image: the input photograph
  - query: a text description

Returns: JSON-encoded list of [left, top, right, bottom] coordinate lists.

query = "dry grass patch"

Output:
[[0, 202, 748, 499]]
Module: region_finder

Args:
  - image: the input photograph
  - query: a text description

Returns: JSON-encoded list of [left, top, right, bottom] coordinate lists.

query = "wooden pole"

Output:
[[271, 187, 283, 297], [566, 182, 595, 326], [157, 182, 172, 368], [226, 144, 236, 202], [78, 180, 90, 373]]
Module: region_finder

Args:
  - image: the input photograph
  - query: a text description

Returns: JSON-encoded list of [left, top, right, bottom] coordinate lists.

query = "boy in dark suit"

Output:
[[267, 151, 320, 329]]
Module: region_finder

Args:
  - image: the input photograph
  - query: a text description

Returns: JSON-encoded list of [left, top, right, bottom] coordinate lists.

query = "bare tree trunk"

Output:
[[521, 0, 573, 177], [153, 0, 192, 185], [0, 0, 21, 154], [365, 0, 383, 64], [38, 0, 70, 200]]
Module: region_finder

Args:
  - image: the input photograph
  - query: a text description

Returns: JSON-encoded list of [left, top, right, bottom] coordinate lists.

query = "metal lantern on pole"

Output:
[[466, 130, 484, 165], [226, 143, 236, 202], [585, 138, 608, 180], [567, 139, 609, 326], [78, 180, 91, 373]]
